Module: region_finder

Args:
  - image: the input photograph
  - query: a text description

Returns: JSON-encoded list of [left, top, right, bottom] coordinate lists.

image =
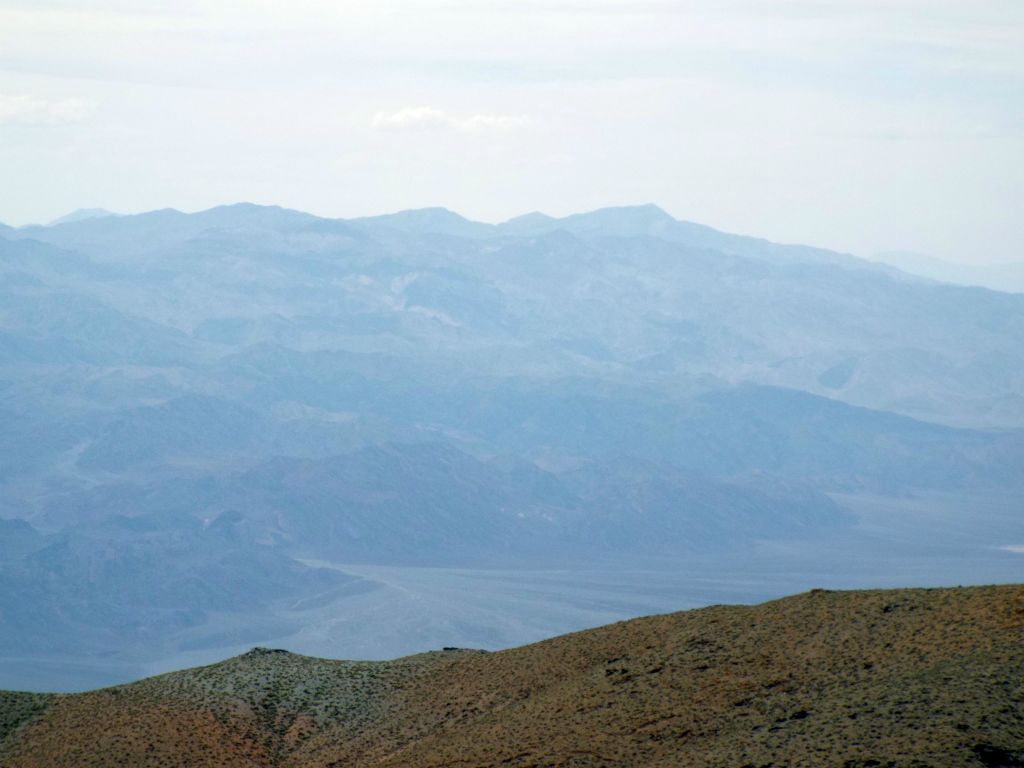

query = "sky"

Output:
[[0, 1, 1021, 264]]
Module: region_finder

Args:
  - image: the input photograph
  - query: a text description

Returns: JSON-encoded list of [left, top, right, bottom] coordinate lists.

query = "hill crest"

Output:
[[2, 585, 1021, 767]]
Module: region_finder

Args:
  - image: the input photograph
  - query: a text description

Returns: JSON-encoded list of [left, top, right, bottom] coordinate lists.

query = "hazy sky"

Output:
[[0, 1, 1021, 263]]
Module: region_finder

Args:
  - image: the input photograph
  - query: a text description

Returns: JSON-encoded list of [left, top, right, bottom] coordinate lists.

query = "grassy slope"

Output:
[[1, 585, 1022, 767]]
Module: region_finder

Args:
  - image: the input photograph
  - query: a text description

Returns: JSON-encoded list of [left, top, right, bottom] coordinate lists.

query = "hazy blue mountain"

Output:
[[47, 208, 118, 226], [532, 204, 897, 270], [27, 440, 847, 563], [1, 233, 106, 277], [76, 395, 265, 471], [478, 380, 1020, 489], [8, 203, 319, 261], [0, 511, 349, 659], [348, 203, 867, 268], [2, 201, 1023, 691], [0, 289, 197, 365], [0, 519, 44, 560], [225, 443, 850, 562], [561, 457, 848, 552], [351, 207, 497, 238], [497, 211, 558, 235]]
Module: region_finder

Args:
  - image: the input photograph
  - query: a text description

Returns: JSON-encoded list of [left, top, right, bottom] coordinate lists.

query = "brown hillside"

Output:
[[2, 585, 1022, 767]]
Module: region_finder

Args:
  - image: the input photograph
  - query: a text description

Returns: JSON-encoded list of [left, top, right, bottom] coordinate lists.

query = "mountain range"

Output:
[[1, 202, 1022, 690]]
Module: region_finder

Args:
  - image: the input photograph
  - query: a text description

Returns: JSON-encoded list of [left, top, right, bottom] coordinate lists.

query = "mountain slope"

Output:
[[876, 251, 1024, 294], [2, 585, 1021, 767]]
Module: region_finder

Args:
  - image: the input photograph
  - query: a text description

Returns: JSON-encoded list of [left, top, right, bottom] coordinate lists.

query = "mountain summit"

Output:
[[46, 208, 118, 226]]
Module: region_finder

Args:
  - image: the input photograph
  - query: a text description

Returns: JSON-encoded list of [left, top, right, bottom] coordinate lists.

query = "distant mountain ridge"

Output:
[[11, 201, 890, 272], [1, 585, 1021, 767], [3, 203, 1006, 287], [6, 202, 1019, 425]]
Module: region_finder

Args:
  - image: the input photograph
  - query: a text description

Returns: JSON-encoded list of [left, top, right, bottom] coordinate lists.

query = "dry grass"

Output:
[[2, 586, 1022, 767]]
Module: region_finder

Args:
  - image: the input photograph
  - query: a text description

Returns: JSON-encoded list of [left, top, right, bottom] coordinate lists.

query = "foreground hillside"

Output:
[[1, 585, 1022, 767]]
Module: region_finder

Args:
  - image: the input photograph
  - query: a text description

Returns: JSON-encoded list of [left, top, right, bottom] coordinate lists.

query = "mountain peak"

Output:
[[47, 208, 118, 226], [497, 211, 557, 236], [376, 206, 470, 224], [500, 211, 555, 227], [200, 202, 284, 215], [241, 646, 292, 658], [352, 207, 496, 237], [609, 202, 673, 218], [537, 202, 679, 238], [195, 202, 315, 220]]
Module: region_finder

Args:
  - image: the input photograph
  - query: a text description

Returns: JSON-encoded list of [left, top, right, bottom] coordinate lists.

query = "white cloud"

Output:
[[372, 106, 530, 132], [0, 93, 96, 125]]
